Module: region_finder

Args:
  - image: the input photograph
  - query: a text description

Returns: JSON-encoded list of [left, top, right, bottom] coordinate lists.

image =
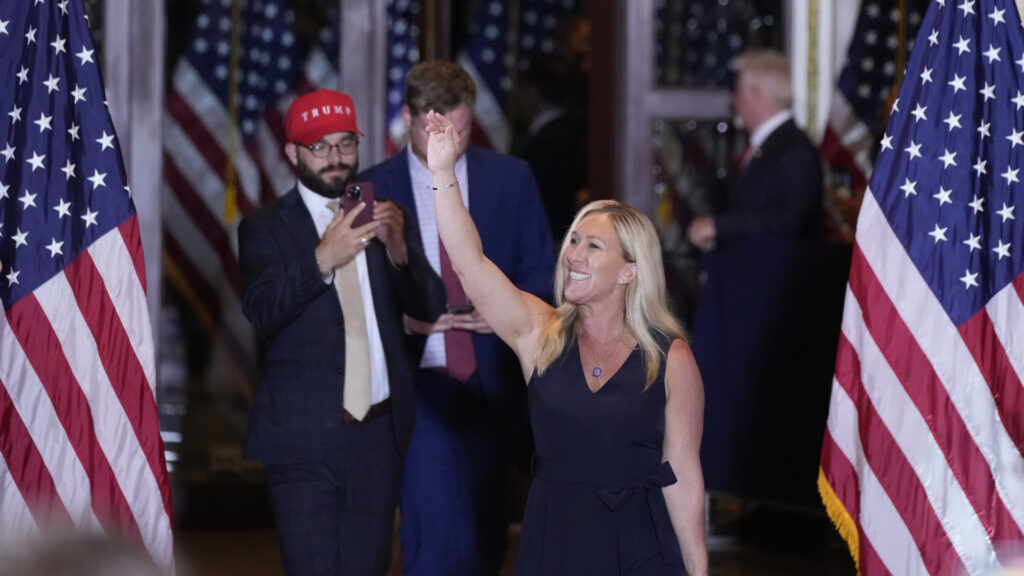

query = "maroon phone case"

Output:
[[343, 182, 376, 228]]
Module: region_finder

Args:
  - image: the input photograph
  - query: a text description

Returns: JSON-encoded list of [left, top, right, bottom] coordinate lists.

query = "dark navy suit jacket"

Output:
[[715, 118, 823, 244], [239, 187, 447, 463], [357, 146, 555, 399], [695, 119, 835, 505]]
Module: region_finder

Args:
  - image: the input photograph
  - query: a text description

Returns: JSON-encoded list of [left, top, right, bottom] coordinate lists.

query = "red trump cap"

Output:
[[285, 89, 363, 145]]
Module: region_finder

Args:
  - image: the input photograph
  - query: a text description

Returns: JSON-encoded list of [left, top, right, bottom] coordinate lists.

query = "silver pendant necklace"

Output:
[[586, 336, 621, 379]]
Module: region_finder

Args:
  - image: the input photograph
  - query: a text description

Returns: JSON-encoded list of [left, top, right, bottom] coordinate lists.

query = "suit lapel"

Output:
[[731, 121, 793, 201], [386, 150, 419, 223], [277, 188, 321, 251], [756, 119, 793, 158], [465, 147, 491, 226]]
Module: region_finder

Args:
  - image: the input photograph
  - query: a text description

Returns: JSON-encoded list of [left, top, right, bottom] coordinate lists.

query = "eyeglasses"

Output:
[[297, 138, 359, 158]]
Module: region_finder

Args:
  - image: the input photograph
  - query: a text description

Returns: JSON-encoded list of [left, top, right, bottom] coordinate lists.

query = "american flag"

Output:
[[653, 0, 778, 89], [824, 0, 928, 195], [163, 0, 338, 393], [459, 0, 578, 152], [819, 0, 1024, 574], [0, 0, 173, 570], [385, 0, 422, 154]]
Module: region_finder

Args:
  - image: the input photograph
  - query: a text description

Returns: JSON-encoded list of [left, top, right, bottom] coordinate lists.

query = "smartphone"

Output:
[[446, 304, 475, 315], [343, 182, 376, 228]]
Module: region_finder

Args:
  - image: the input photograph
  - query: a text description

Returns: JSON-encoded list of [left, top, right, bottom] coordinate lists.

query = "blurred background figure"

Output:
[[512, 53, 588, 241], [687, 49, 840, 525]]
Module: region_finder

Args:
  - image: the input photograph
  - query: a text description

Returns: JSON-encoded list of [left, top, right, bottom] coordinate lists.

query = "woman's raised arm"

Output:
[[425, 110, 552, 371]]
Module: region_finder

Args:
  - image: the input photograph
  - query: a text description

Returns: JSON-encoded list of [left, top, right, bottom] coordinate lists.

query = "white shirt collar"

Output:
[[528, 107, 566, 138], [749, 110, 793, 150], [297, 180, 333, 213], [296, 180, 337, 233]]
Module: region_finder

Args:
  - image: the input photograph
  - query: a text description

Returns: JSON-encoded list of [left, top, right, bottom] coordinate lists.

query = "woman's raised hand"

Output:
[[425, 110, 459, 174]]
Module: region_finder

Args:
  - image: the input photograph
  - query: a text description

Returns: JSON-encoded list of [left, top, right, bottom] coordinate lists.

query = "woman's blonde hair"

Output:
[[535, 200, 686, 388]]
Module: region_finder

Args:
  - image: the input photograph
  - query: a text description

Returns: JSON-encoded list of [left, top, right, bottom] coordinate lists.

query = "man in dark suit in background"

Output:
[[513, 54, 588, 241], [238, 89, 446, 576], [359, 61, 555, 576], [688, 50, 831, 511], [687, 49, 822, 250]]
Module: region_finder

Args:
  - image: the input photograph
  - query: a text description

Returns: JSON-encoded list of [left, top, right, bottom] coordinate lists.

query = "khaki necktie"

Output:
[[326, 201, 372, 420]]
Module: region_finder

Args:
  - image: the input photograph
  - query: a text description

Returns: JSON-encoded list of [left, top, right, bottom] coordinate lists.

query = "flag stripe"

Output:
[[825, 95, 874, 188], [31, 270, 174, 566], [162, 234, 261, 393], [957, 310, 1024, 459], [163, 117, 246, 230], [101, 224, 158, 389], [91, 228, 172, 516], [169, 60, 268, 208], [857, 191, 1024, 535], [834, 329, 968, 574], [167, 90, 257, 216], [458, 54, 507, 151], [246, 138, 284, 207], [820, 430, 895, 576], [821, 124, 869, 193], [1, 298, 100, 531], [162, 193, 258, 364], [163, 153, 242, 292], [820, 430, 862, 554], [849, 241, 1022, 546], [860, 537, 893, 576], [825, 366, 931, 575], [0, 372, 71, 528], [0, 454, 39, 541], [253, 115, 294, 200], [162, 224, 260, 380], [117, 216, 148, 295], [243, 138, 279, 210], [996, 276, 1024, 382], [10, 289, 142, 542], [62, 253, 168, 516], [847, 241, 1015, 541]]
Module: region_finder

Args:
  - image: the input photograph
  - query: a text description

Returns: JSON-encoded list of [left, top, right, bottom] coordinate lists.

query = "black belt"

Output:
[[342, 397, 392, 424]]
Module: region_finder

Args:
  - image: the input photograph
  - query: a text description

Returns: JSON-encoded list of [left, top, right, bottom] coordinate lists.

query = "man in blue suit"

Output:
[[359, 61, 555, 575], [239, 89, 447, 576]]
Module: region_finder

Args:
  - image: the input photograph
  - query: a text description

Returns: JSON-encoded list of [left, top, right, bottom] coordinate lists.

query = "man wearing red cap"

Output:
[[238, 89, 446, 576]]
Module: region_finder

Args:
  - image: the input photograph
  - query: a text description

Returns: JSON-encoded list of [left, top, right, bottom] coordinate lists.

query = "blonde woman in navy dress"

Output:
[[424, 110, 708, 576]]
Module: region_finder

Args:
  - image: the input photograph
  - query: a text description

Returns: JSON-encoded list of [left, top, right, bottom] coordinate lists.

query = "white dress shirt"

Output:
[[298, 182, 390, 403], [406, 146, 470, 369]]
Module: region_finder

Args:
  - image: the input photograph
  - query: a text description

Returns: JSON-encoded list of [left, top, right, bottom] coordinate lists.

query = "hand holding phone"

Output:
[[343, 182, 376, 228]]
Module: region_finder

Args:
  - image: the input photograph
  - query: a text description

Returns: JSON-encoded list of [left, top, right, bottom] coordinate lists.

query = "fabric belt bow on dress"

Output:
[[595, 461, 685, 573], [533, 457, 685, 574]]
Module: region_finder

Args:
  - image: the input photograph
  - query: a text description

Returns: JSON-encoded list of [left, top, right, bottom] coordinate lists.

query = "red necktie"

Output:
[[736, 144, 755, 170], [439, 240, 477, 383]]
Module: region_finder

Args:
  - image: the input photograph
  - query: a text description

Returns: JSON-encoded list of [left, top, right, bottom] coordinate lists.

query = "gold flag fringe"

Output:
[[818, 467, 861, 575]]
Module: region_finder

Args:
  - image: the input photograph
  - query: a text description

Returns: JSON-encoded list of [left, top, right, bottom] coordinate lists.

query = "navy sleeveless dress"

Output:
[[515, 336, 685, 575]]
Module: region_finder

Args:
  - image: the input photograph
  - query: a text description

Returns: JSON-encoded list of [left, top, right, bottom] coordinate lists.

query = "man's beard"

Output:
[[296, 157, 359, 198]]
